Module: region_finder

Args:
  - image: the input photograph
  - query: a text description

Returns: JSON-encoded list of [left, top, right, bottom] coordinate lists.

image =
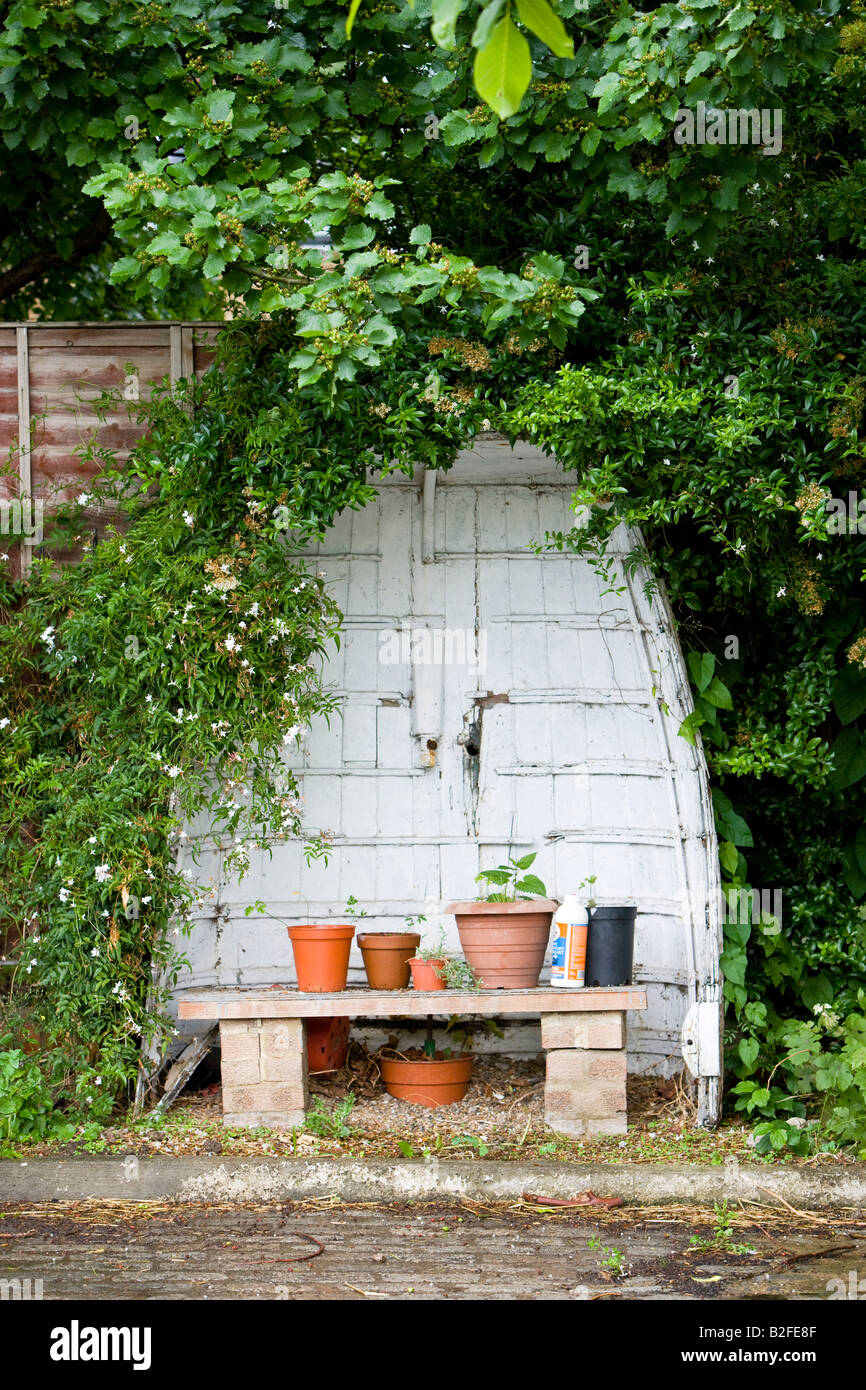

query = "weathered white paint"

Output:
[[176, 436, 723, 1122]]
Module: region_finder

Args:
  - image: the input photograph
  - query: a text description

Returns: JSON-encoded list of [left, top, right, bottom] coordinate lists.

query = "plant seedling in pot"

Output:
[[475, 853, 548, 902]]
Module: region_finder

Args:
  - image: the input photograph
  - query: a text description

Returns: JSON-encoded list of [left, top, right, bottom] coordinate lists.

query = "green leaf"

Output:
[[684, 51, 715, 84], [677, 710, 703, 745], [719, 840, 739, 876], [832, 667, 866, 725], [409, 223, 432, 246], [472, 0, 505, 49], [517, 873, 547, 896], [712, 789, 753, 847], [109, 257, 140, 284], [513, 852, 537, 869], [364, 316, 397, 347], [473, 15, 532, 120], [702, 677, 733, 711], [367, 191, 395, 220], [687, 650, 715, 693], [439, 110, 479, 146], [514, 0, 573, 59], [432, 0, 466, 50], [259, 287, 289, 313], [738, 1037, 759, 1070], [829, 729, 866, 792], [725, 6, 757, 31]]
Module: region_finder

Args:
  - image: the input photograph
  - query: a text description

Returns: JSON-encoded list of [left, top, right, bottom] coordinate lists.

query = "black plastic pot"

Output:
[[585, 906, 637, 987]]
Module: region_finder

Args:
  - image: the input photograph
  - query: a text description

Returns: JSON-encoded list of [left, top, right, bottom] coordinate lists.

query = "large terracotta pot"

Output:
[[306, 1016, 351, 1072], [287, 924, 355, 992], [447, 900, 558, 988], [409, 957, 446, 991], [357, 931, 420, 990], [381, 1052, 473, 1107]]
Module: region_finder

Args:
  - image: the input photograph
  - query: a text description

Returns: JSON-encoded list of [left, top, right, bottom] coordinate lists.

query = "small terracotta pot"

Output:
[[306, 1016, 351, 1073], [287, 924, 355, 992], [409, 957, 446, 991], [447, 900, 558, 989], [357, 932, 421, 990], [381, 1052, 473, 1107]]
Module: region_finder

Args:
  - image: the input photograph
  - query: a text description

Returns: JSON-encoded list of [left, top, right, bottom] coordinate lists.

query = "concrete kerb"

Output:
[[2, 1157, 866, 1210]]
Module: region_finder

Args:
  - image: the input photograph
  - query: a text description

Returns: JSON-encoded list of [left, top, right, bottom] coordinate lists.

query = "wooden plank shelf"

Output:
[[179, 986, 647, 1021]]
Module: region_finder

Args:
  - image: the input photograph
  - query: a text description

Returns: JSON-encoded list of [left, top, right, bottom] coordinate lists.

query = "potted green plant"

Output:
[[409, 929, 482, 992], [446, 852, 558, 989]]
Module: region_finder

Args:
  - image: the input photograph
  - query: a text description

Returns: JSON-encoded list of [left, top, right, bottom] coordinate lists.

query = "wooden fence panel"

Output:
[[0, 322, 221, 575]]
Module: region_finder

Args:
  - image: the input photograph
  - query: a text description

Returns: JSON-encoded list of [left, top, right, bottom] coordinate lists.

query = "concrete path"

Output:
[[0, 1199, 861, 1301]]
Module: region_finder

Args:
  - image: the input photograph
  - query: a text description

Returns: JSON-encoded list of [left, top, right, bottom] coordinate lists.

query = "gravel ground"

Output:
[[315, 1052, 547, 1141]]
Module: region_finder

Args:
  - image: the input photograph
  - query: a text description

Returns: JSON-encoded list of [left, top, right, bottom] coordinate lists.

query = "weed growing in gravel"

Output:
[[588, 1234, 627, 1278], [688, 1201, 755, 1255], [305, 1095, 356, 1140], [450, 1134, 489, 1157]]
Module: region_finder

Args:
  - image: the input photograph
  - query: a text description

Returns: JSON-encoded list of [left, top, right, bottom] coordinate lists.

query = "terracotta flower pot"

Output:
[[409, 957, 446, 991], [287, 924, 355, 992], [357, 932, 421, 989], [447, 900, 558, 988], [306, 1016, 351, 1072], [381, 1052, 473, 1107]]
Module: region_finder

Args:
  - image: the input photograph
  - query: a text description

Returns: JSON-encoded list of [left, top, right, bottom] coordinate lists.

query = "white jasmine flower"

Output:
[[91, 946, 100, 958], [0, 717, 10, 729], [777, 586, 786, 598], [166, 765, 182, 779], [58, 887, 71, 903], [769, 218, 779, 228], [183, 511, 195, 527], [94, 864, 112, 883], [224, 634, 240, 653]]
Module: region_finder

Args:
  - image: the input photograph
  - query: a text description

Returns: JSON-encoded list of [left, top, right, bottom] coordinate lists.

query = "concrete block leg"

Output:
[[543, 1017, 628, 1137], [219, 1018, 308, 1130]]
